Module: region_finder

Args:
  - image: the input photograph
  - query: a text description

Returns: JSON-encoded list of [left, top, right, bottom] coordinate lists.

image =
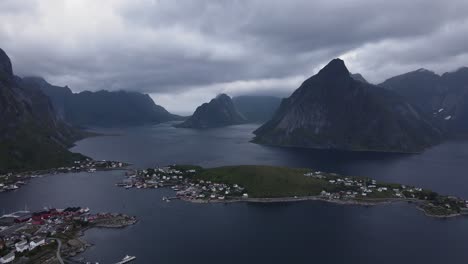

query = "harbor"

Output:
[[0, 206, 137, 263]]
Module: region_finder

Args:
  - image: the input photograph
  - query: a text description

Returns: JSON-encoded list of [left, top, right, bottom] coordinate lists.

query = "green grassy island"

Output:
[[120, 165, 468, 218]]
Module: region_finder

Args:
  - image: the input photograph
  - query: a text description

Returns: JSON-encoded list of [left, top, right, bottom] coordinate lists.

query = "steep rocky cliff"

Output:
[[0, 49, 85, 172]]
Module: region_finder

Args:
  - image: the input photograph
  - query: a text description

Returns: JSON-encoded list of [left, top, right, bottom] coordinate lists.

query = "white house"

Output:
[[0, 252, 15, 263], [15, 240, 29, 253], [29, 237, 46, 250]]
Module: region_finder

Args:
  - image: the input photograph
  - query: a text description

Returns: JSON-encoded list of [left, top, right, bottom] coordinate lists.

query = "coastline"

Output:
[[0, 160, 130, 193], [123, 164, 468, 219], [62, 215, 138, 262], [182, 196, 466, 218], [182, 196, 413, 206]]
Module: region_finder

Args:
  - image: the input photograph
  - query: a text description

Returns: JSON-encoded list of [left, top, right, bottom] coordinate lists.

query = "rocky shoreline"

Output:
[[66, 215, 138, 260]]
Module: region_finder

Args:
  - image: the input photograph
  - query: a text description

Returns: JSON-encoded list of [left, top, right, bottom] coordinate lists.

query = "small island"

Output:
[[118, 165, 468, 218]]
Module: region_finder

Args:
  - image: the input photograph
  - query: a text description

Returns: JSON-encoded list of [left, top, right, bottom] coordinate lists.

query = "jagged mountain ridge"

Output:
[[22, 77, 180, 127], [379, 67, 468, 135]]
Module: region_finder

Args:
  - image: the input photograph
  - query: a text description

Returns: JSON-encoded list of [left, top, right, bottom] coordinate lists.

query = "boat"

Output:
[[115, 255, 136, 264], [6, 185, 19, 191]]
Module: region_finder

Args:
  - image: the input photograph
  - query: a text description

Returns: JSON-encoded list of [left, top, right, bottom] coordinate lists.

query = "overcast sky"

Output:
[[1, 0, 468, 114]]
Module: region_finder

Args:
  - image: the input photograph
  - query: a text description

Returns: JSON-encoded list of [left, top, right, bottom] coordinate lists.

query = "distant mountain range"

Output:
[[0, 49, 86, 172], [253, 59, 443, 153], [3, 43, 468, 173], [379, 67, 468, 135], [176, 94, 247, 128], [232, 95, 282, 122], [22, 77, 180, 127]]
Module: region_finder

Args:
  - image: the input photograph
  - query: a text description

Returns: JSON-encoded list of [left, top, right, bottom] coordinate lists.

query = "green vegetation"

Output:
[[134, 164, 468, 218], [191, 165, 331, 198], [0, 123, 87, 174]]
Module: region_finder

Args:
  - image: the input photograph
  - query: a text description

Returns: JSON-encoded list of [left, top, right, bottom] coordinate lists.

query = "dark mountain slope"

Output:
[[350, 73, 368, 83], [232, 95, 282, 122], [23, 77, 180, 127], [0, 49, 85, 172], [176, 94, 246, 128], [253, 59, 443, 152], [380, 67, 468, 135]]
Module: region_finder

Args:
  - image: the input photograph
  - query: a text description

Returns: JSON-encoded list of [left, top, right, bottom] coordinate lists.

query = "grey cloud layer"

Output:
[[1, 0, 468, 113]]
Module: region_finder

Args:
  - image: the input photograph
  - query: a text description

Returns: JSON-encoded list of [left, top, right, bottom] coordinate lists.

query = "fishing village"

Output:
[[0, 160, 128, 193], [117, 164, 468, 218], [0, 206, 137, 263], [116, 165, 249, 202]]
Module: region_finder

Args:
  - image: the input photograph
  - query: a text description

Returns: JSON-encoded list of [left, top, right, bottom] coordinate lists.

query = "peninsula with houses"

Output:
[[118, 164, 468, 218]]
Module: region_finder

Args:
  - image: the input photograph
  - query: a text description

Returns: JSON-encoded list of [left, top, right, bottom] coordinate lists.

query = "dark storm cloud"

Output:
[[1, 0, 468, 113]]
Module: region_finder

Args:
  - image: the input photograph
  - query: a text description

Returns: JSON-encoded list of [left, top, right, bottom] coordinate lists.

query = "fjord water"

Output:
[[2, 123, 468, 263]]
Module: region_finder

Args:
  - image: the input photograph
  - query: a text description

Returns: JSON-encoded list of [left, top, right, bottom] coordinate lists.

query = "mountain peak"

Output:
[[317, 58, 349, 78], [0, 48, 13, 77], [415, 68, 434, 74], [215, 93, 231, 101]]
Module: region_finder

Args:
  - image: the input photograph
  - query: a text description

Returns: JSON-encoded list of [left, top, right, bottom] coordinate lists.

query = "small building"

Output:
[[15, 240, 29, 253], [0, 252, 15, 264], [13, 213, 32, 223], [29, 237, 46, 251]]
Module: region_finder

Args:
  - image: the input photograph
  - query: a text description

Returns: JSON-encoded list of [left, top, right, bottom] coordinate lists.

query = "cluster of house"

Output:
[[117, 166, 193, 189], [306, 171, 426, 200], [117, 166, 248, 201], [0, 160, 126, 193], [175, 180, 248, 201], [0, 206, 117, 263]]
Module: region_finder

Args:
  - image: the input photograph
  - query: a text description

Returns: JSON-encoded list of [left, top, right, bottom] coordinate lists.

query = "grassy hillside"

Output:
[[191, 165, 330, 198], [0, 124, 86, 173]]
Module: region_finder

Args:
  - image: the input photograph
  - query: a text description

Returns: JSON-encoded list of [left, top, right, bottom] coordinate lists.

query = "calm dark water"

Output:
[[2, 123, 468, 264]]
